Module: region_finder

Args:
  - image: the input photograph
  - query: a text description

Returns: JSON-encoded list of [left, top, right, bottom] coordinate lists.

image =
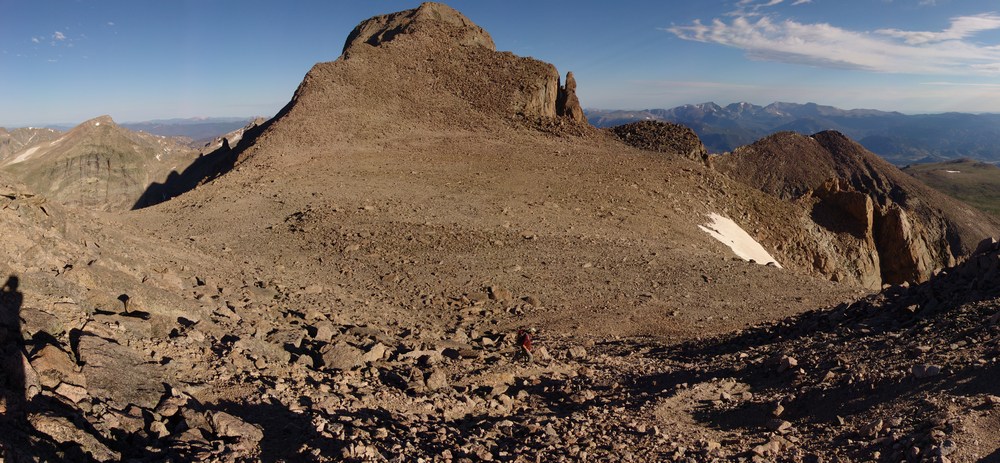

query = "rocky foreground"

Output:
[[2, 2, 1000, 463]]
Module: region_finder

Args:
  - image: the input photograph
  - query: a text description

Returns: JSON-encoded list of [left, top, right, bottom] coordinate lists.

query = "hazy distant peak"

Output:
[[80, 115, 117, 127]]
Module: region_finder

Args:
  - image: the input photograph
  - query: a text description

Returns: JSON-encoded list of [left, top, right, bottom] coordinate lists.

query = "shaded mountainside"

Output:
[[716, 130, 1000, 287], [586, 102, 1000, 165], [0, 116, 197, 211], [903, 159, 1000, 218], [133, 118, 267, 209]]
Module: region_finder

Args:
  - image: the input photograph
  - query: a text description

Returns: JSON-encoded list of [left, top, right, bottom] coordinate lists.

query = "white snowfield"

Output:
[[945, 170, 961, 173], [8, 145, 41, 165], [699, 213, 782, 268]]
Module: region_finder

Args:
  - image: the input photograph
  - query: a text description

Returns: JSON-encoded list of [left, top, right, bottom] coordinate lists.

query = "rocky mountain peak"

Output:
[[81, 115, 117, 127], [342, 2, 495, 55]]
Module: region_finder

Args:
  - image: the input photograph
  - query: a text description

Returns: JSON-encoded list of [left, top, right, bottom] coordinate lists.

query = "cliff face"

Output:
[[716, 131, 999, 288]]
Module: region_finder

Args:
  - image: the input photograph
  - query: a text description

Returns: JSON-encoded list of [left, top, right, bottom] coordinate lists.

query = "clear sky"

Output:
[[3, 0, 1000, 126]]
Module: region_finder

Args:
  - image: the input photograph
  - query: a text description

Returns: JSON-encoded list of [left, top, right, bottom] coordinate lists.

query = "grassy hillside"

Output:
[[903, 159, 1000, 217]]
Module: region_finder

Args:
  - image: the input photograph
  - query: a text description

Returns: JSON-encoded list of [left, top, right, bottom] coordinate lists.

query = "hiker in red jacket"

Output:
[[515, 328, 534, 364]]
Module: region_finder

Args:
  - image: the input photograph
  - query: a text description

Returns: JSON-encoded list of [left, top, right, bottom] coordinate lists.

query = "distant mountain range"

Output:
[[1, 115, 199, 211], [585, 102, 1000, 165], [120, 117, 257, 144]]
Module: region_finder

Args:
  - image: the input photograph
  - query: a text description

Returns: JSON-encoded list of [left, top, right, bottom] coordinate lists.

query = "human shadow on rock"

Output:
[[0, 275, 96, 462]]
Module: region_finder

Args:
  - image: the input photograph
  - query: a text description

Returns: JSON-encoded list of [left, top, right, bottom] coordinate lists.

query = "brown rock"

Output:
[[30, 344, 85, 389], [211, 410, 264, 443], [54, 382, 88, 403], [31, 414, 119, 461], [911, 364, 942, 378], [77, 333, 167, 409], [322, 342, 365, 370], [568, 346, 587, 359], [777, 355, 798, 373], [557, 72, 586, 123], [860, 418, 883, 437], [425, 369, 449, 391]]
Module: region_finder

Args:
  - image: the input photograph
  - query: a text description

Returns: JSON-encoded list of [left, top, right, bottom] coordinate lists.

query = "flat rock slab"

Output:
[[78, 333, 167, 409]]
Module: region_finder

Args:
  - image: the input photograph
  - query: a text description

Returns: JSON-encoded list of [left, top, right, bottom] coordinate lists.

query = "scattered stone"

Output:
[[911, 364, 942, 378], [939, 439, 957, 457], [321, 342, 365, 371], [362, 342, 388, 363], [568, 346, 587, 359], [777, 355, 798, 373], [314, 322, 336, 343], [860, 418, 883, 437], [487, 285, 512, 302], [303, 284, 324, 294], [752, 439, 782, 457], [54, 382, 88, 403], [211, 410, 264, 442], [425, 369, 449, 391], [768, 419, 792, 434]]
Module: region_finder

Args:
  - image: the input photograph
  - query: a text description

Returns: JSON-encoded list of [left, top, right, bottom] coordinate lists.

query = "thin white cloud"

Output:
[[635, 80, 761, 89], [107, 21, 115, 26], [922, 81, 1000, 87], [31, 37, 40, 44], [729, 0, 787, 17], [53, 31, 66, 41], [877, 13, 1000, 45], [791, 0, 812, 5], [667, 13, 1000, 75]]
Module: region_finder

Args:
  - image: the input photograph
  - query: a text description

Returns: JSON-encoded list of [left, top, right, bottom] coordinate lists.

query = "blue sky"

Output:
[[3, 1, 1000, 126]]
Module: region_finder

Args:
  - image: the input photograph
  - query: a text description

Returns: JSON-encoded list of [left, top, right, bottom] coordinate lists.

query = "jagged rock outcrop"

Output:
[[556, 72, 586, 123], [716, 131, 999, 288], [606, 120, 709, 164]]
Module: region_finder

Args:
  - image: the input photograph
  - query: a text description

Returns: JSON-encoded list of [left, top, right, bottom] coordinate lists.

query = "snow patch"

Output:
[[699, 213, 781, 268], [944, 170, 961, 173], [9, 146, 41, 165], [95, 122, 101, 126]]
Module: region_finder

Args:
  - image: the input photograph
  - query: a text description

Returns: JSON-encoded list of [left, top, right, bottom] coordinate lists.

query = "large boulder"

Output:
[[77, 333, 168, 410]]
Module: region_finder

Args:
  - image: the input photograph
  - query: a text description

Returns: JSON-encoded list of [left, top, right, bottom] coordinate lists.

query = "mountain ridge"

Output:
[[586, 102, 1000, 165], [0, 115, 198, 211], [2, 3, 999, 461]]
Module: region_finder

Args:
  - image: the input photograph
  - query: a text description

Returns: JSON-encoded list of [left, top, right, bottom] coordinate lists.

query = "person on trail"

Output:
[[515, 328, 534, 364]]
